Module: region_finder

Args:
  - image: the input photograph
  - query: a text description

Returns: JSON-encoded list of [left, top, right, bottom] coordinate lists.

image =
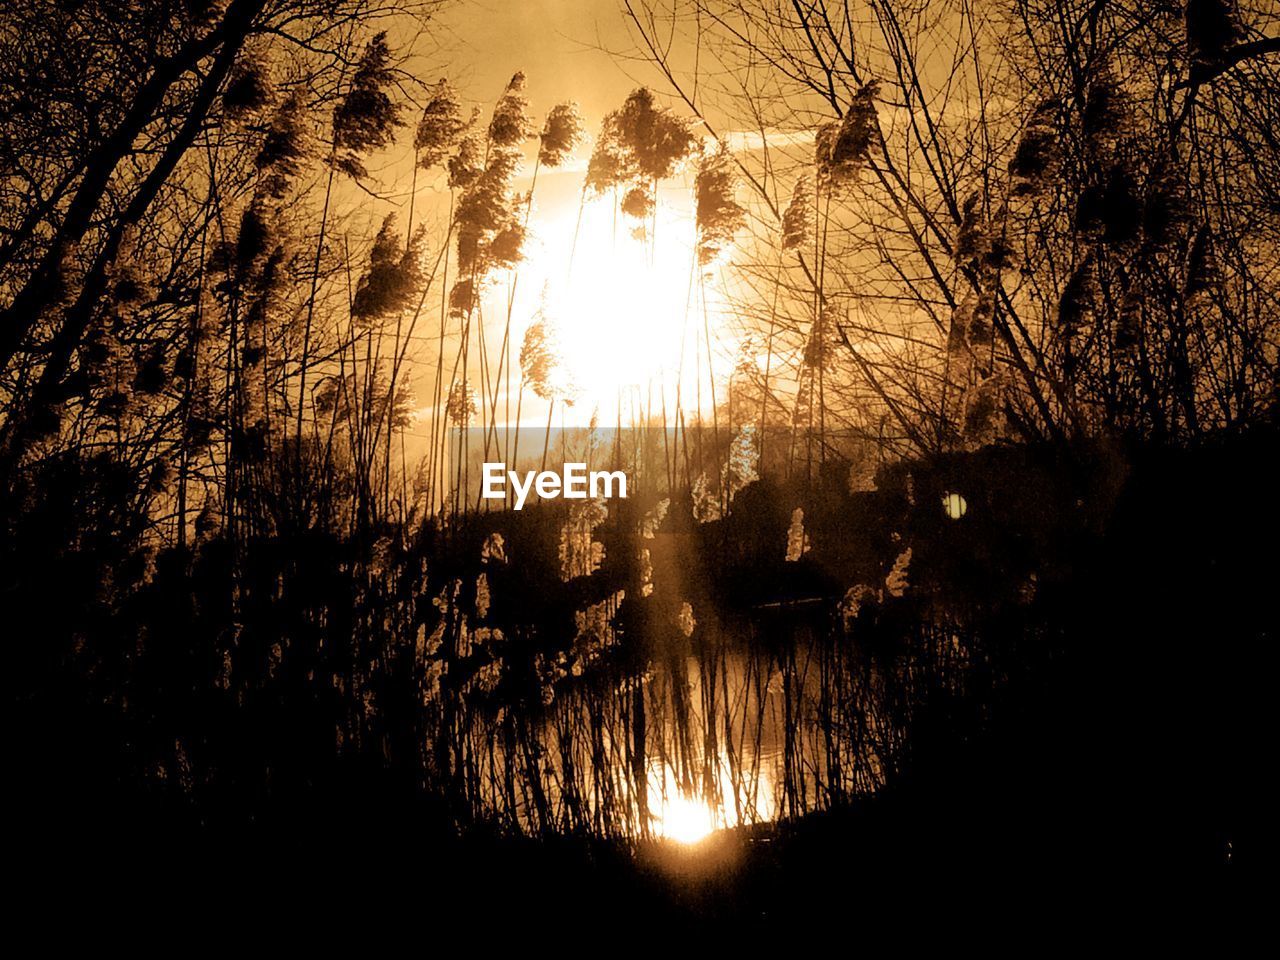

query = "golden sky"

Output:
[[432, 0, 653, 123], [376, 1, 736, 436]]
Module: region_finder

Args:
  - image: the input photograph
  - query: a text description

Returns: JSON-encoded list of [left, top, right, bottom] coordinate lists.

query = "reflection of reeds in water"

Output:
[[434, 607, 972, 841]]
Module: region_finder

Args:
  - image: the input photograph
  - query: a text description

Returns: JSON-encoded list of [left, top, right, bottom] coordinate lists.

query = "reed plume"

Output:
[[694, 146, 745, 268], [332, 31, 404, 180], [538, 102, 585, 168], [416, 79, 472, 171]]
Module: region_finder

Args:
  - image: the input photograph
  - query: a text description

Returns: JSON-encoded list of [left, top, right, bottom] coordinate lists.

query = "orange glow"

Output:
[[646, 749, 774, 844], [501, 186, 737, 427], [653, 790, 718, 844]]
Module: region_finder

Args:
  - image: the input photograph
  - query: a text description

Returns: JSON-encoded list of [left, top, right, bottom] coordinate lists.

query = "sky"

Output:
[[375, 0, 737, 438], [429, 0, 657, 123]]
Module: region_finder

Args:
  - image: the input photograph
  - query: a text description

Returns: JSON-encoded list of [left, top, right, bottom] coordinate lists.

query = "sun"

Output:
[[506, 184, 736, 427]]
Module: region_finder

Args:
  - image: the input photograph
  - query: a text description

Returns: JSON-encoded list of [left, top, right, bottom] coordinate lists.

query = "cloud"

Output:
[[721, 128, 817, 153]]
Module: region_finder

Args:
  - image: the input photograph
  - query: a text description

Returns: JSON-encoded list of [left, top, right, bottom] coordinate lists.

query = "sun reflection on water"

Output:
[[646, 753, 775, 844], [653, 790, 718, 844]]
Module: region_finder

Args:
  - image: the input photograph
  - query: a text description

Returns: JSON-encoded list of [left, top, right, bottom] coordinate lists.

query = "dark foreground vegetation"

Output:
[[8, 431, 1270, 921]]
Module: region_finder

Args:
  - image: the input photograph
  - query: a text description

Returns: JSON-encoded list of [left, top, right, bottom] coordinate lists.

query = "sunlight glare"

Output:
[[654, 790, 717, 844], [509, 188, 734, 426]]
